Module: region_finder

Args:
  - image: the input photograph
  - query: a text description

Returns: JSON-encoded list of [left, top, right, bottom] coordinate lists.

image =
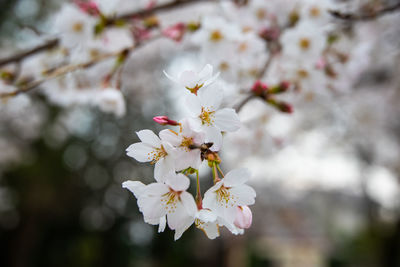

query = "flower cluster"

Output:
[[123, 64, 256, 240]]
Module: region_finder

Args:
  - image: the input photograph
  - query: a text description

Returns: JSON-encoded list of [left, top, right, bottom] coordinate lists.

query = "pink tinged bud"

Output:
[[251, 80, 268, 96], [74, 1, 100, 16], [316, 57, 327, 69], [234, 206, 253, 229], [279, 81, 290, 91], [278, 102, 293, 113], [259, 27, 280, 41], [162, 23, 186, 42], [153, 116, 179, 126]]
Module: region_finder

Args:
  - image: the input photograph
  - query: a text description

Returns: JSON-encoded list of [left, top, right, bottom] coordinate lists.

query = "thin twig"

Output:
[[0, 35, 159, 98], [116, 0, 216, 20], [329, 2, 400, 21], [0, 0, 216, 68], [0, 39, 59, 67]]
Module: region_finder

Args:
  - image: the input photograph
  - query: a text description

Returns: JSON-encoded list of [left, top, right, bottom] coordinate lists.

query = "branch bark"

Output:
[[329, 2, 400, 21], [0, 0, 217, 68]]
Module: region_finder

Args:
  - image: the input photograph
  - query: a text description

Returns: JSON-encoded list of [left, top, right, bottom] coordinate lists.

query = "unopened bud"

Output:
[[162, 23, 186, 42], [259, 27, 280, 41], [278, 102, 293, 113], [75, 1, 100, 16], [153, 116, 179, 126], [234, 206, 253, 229], [268, 81, 291, 94], [251, 80, 268, 96]]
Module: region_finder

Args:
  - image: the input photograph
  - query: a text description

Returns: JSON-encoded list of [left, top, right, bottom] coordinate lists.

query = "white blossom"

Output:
[[126, 130, 176, 182]]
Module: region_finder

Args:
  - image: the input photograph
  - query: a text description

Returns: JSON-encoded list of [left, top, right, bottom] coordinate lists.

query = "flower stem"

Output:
[[216, 164, 225, 178], [212, 161, 220, 184], [195, 169, 202, 208]]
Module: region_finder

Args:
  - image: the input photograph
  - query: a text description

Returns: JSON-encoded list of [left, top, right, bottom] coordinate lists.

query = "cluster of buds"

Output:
[[123, 65, 256, 240], [251, 80, 293, 113]]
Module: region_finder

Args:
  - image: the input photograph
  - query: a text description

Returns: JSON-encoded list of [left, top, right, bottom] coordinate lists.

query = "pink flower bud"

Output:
[[316, 57, 327, 69], [251, 80, 268, 96], [259, 27, 280, 41], [234, 206, 253, 229], [162, 23, 186, 42], [278, 102, 293, 113], [74, 1, 100, 16], [153, 116, 179, 126], [279, 81, 290, 91]]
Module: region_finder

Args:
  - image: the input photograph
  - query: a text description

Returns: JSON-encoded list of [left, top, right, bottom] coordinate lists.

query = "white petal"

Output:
[[166, 173, 190, 191], [158, 216, 166, 233], [197, 209, 217, 223], [180, 191, 197, 216], [167, 201, 190, 230], [179, 70, 198, 88], [185, 93, 202, 116], [122, 180, 145, 198], [138, 195, 166, 219], [199, 86, 223, 111], [203, 126, 222, 151], [174, 149, 201, 171], [143, 182, 170, 196], [214, 108, 241, 132], [126, 143, 154, 162], [229, 185, 256, 206], [202, 182, 223, 211], [174, 216, 194, 240], [154, 157, 175, 182], [197, 64, 213, 82], [136, 129, 161, 147], [163, 70, 179, 84], [159, 129, 182, 146], [204, 72, 220, 87], [223, 168, 251, 187], [201, 222, 220, 239]]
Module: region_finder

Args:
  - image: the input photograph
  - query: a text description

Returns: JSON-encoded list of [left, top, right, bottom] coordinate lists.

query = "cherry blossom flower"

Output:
[[163, 64, 220, 94], [185, 86, 241, 151], [159, 119, 205, 171], [203, 168, 256, 224], [122, 172, 197, 231], [126, 130, 176, 182]]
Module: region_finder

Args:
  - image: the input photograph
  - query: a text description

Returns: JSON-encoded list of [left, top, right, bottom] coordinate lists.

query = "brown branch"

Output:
[[0, 39, 59, 68], [0, 0, 217, 68], [329, 2, 400, 21], [116, 0, 217, 20], [0, 35, 160, 98]]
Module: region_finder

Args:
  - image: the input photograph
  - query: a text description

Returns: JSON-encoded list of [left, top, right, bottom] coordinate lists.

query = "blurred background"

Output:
[[0, 0, 400, 266]]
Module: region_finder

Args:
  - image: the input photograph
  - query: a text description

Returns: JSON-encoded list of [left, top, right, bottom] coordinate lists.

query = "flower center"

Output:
[[185, 83, 203, 95], [161, 191, 180, 213], [299, 38, 311, 50], [210, 30, 224, 42], [72, 22, 84, 33], [180, 136, 194, 151], [216, 186, 237, 208], [199, 107, 215, 126], [147, 145, 167, 164], [310, 6, 321, 17], [256, 8, 267, 20]]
